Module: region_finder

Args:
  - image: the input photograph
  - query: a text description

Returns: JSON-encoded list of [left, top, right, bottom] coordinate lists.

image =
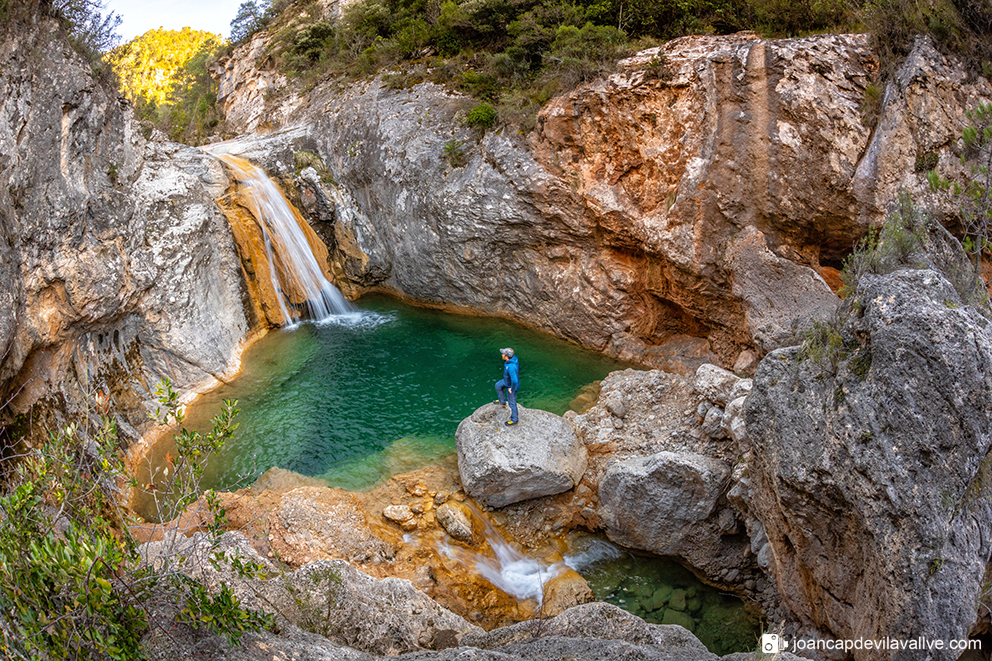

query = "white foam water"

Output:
[[210, 151, 387, 329]]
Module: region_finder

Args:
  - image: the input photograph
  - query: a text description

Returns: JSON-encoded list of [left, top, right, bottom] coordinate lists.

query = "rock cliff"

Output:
[[744, 264, 992, 657], [214, 32, 990, 370], [0, 19, 256, 442]]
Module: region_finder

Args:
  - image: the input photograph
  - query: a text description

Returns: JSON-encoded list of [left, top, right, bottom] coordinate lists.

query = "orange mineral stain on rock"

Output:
[[140, 459, 594, 631], [215, 154, 339, 327]]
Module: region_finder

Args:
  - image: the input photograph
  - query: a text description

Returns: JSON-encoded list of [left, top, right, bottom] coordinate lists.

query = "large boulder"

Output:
[[455, 403, 586, 508], [598, 451, 732, 556], [746, 267, 992, 658]]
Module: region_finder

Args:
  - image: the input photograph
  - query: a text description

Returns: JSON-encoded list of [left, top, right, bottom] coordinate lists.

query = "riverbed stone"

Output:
[[436, 502, 473, 542], [541, 568, 595, 618], [669, 589, 687, 611], [455, 403, 586, 508], [661, 608, 695, 632]]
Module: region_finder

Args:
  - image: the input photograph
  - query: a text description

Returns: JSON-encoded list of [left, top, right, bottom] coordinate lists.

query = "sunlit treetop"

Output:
[[107, 27, 225, 106]]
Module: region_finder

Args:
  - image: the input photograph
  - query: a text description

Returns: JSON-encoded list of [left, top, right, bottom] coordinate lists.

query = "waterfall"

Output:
[[211, 152, 358, 327], [438, 502, 570, 606]]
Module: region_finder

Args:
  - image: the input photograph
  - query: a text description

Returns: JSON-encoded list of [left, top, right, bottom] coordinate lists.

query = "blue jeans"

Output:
[[495, 380, 518, 422]]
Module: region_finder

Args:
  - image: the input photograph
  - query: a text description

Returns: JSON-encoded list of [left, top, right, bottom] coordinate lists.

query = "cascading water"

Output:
[[438, 503, 622, 606], [210, 151, 361, 327]]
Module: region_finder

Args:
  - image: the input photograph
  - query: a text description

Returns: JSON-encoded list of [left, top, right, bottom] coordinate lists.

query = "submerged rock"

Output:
[[455, 403, 587, 508]]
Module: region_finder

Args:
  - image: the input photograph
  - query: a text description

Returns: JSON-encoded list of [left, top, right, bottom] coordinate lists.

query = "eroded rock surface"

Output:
[[456, 403, 587, 508], [745, 267, 992, 657], [210, 32, 990, 371], [0, 20, 255, 438]]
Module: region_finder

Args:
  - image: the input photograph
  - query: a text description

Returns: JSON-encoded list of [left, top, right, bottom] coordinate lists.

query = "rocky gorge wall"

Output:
[[215, 31, 991, 372], [0, 18, 258, 444]]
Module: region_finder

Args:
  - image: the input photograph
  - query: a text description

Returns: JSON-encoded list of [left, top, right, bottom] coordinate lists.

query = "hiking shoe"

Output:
[[505, 420, 518, 426], [493, 401, 507, 407]]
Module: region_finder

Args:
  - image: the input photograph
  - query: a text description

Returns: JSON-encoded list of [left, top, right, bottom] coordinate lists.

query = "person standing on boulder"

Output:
[[494, 348, 520, 426]]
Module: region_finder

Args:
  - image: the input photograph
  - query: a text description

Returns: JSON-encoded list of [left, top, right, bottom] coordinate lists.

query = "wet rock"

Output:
[[746, 267, 992, 654], [436, 503, 473, 542], [383, 504, 418, 531], [694, 364, 741, 406], [541, 568, 595, 618], [669, 589, 687, 611], [455, 403, 586, 508], [662, 608, 695, 632]]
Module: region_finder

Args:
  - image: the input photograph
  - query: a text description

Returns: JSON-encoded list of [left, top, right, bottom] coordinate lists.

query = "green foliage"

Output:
[[108, 28, 224, 106], [286, 565, 342, 637], [0, 419, 146, 660], [840, 191, 929, 297], [860, 82, 884, 130], [860, 0, 992, 72], [915, 150, 939, 172], [107, 28, 227, 145], [750, 0, 853, 36], [231, 0, 272, 43], [443, 138, 467, 167], [0, 381, 271, 659], [294, 150, 336, 184], [799, 318, 845, 367], [465, 101, 497, 128], [928, 101, 992, 282], [143, 379, 239, 521], [1, 0, 122, 62]]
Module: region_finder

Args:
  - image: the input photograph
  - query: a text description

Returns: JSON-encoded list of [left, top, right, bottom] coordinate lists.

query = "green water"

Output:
[[579, 547, 761, 655], [161, 294, 633, 496]]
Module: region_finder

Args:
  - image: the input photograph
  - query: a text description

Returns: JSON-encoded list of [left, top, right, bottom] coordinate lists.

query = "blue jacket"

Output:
[[502, 355, 520, 391]]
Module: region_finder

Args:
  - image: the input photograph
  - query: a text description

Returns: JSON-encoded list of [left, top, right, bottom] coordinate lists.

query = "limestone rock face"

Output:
[[554, 369, 767, 605], [599, 451, 732, 555], [745, 268, 992, 657], [455, 403, 586, 508], [223, 32, 987, 371], [0, 22, 253, 434]]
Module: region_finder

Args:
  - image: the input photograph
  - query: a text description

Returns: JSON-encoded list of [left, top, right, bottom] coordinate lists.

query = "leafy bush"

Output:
[[840, 191, 928, 297], [465, 101, 497, 128], [927, 101, 992, 299], [107, 28, 227, 145], [443, 138, 467, 167], [231, 0, 272, 43], [0, 381, 272, 659]]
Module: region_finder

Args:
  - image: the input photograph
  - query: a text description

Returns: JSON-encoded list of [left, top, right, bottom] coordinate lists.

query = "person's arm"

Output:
[[510, 364, 520, 392]]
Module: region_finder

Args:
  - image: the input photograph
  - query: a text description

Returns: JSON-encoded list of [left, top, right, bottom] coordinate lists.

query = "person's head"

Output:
[[500, 347, 514, 361]]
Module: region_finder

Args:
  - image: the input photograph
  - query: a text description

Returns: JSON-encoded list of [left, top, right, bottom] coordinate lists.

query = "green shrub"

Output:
[[840, 191, 928, 297], [443, 138, 467, 167], [0, 381, 273, 659], [799, 318, 846, 367], [292, 21, 335, 62], [465, 102, 497, 129]]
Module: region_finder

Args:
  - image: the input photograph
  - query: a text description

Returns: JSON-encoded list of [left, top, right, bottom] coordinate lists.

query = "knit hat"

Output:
[[500, 347, 514, 357]]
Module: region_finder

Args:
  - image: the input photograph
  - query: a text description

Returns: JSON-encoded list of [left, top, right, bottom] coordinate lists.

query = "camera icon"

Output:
[[761, 633, 786, 654]]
